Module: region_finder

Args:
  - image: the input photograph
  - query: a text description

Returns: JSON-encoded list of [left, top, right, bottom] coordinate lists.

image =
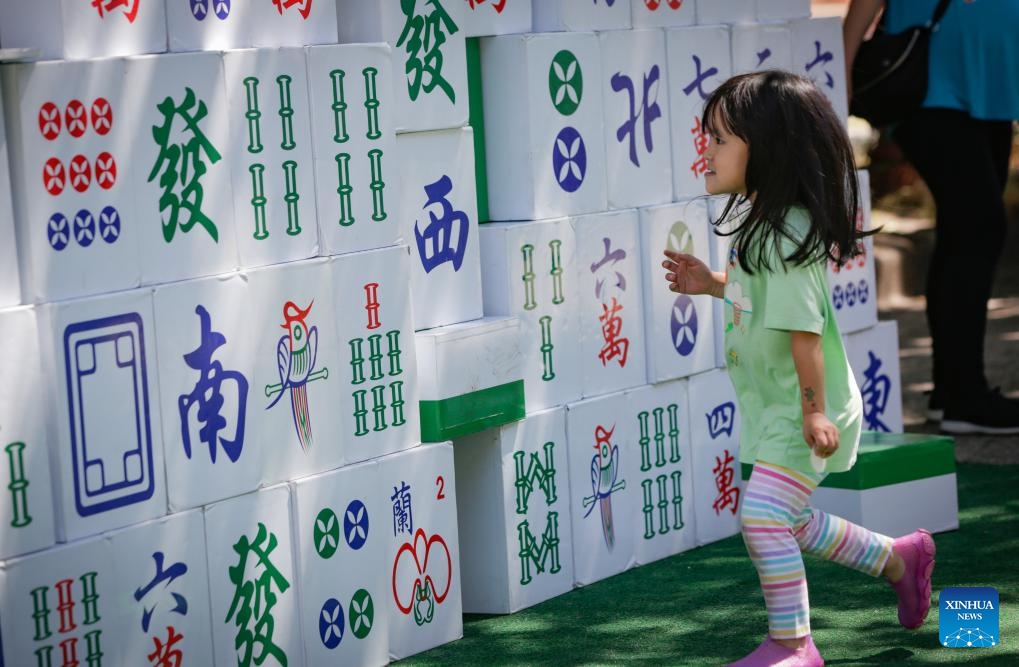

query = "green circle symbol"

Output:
[[549, 50, 583, 116], [349, 589, 374, 639], [314, 508, 340, 559]]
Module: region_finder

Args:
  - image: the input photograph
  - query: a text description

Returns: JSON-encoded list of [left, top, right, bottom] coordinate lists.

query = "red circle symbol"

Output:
[[95, 152, 117, 190], [65, 100, 87, 138], [69, 155, 92, 193], [668, 0, 682, 8], [38, 102, 61, 140], [91, 98, 113, 135], [645, 0, 661, 9], [43, 158, 66, 196]]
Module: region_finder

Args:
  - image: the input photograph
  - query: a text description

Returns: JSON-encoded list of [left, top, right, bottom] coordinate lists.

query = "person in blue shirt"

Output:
[[844, 0, 1019, 435]]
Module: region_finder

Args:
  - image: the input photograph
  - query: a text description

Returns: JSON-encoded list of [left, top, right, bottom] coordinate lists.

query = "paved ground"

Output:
[[874, 209, 1019, 465]]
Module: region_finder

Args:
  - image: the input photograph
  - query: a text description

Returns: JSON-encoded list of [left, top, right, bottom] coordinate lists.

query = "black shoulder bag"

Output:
[[849, 0, 951, 127]]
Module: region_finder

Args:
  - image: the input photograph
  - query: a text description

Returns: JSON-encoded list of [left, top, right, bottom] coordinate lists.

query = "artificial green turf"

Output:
[[398, 463, 1017, 666]]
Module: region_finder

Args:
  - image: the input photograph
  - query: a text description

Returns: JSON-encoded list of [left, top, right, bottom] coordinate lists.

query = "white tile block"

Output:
[[600, 29, 673, 209], [844, 320, 904, 434], [756, 0, 811, 21], [204, 485, 303, 667], [479, 31, 608, 221], [639, 199, 717, 383], [335, 0, 469, 133], [632, 0, 696, 28], [687, 368, 742, 546], [378, 444, 463, 660], [565, 390, 637, 585], [730, 22, 794, 75], [666, 26, 732, 199], [125, 52, 239, 287], [0, 92, 21, 308], [0, 537, 121, 665], [460, 0, 532, 37], [416, 316, 522, 402], [790, 17, 849, 126], [0, 0, 166, 60], [695, 0, 755, 25], [291, 461, 390, 666], [246, 258, 347, 483], [828, 170, 878, 334], [454, 407, 575, 613], [106, 510, 215, 666], [573, 209, 648, 398], [397, 127, 483, 330], [2, 59, 142, 303], [153, 273, 263, 511], [223, 48, 320, 269], [480, 219, 583, 412], [624, 381, 697, 565], [329, 246, 421, 464], [306, 43, 403, 256], [0, 307, 56, 560], [37, 289, 167, 542], [811, 475, 959, 538], [533, 0, 633, 32]]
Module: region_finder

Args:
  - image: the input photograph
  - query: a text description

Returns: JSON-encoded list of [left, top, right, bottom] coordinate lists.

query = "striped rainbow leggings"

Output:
[[741, 461, 895, 639]]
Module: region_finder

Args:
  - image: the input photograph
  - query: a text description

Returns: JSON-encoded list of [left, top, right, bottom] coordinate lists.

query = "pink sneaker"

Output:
[[889, 529, 936, 629], [727, 636, 824, 666]]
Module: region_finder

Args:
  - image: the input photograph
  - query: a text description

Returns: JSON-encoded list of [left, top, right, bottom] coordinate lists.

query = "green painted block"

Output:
[[420, 380, 525, 442], [741, 432, 956, 490], [467, 37, 490, 224]]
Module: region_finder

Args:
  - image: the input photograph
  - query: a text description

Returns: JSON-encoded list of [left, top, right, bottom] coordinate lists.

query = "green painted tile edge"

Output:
[[419, 380, 525, 442], [740, 432, 956, 490], [467, 37, 490, 224]]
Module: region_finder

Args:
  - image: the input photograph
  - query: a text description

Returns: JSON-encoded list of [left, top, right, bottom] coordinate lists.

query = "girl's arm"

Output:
[[790, 331, 840, 457], [843, 0, 885, 98], [661, 250, 726, 299]]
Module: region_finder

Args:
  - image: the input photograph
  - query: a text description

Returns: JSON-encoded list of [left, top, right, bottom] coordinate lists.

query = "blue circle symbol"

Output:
[[215, 0, 231, 20], [832, 285, 844, 310], [48, 213, 70, 251], [98, 206, 121, 244], [858, 279, 869, 304], [552, 126, 586, 193], [845, 281, 858, 307], [670, 294, 698, 356], [73, 209, 95, 248], [344, 499, 369, 550], [319, 598, 345, 649]]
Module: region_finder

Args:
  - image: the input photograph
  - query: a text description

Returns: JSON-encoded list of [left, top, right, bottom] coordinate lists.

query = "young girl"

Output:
[[661, 70, 936, 666]]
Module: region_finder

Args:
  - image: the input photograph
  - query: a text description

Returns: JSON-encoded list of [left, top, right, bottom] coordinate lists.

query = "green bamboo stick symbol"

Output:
[[5, 441, 32, 527], [276, 74, 296, 150], [249, 163, 268, 240], [363, 66, 382, 140], [329, 69, 349, 144], [521, 244, 537, 310], [368, 148, 387, 222], [282, 159, 301, 236], [549, 239, 565, 305], [335, 152, 354, 227], [243, 76, 264, 154]]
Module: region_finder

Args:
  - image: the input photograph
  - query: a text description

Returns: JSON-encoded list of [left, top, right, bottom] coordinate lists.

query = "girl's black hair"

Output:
[[703, 70, 867, 274]]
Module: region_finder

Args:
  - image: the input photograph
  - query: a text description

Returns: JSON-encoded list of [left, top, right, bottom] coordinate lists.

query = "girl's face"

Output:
[[704, 110, 749, 197]]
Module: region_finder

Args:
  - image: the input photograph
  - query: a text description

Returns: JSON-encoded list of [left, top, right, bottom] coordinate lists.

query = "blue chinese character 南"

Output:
[[179, 305, 249, 464]]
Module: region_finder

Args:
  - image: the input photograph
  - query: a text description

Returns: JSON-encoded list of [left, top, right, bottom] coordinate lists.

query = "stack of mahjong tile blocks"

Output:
[[0, 1, 955, 665]]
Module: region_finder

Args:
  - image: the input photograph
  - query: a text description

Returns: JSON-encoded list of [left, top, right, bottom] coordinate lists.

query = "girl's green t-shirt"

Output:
[[722, 208, 862, 474]]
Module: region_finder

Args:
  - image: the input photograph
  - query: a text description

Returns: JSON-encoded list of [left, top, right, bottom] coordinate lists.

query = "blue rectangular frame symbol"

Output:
[[64, 313, 155, 517]]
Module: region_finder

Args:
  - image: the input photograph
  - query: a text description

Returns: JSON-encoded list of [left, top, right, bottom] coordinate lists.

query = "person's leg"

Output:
[[792, 496, 936, 629], [740, 462, 824, 640], [729, 462, 825, 666], [892, 110, 1018, 432]]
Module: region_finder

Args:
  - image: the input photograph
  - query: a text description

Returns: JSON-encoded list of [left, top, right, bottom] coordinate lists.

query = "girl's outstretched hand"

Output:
[[662, 250, 717, 296], [803, 412, 839, 459]]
